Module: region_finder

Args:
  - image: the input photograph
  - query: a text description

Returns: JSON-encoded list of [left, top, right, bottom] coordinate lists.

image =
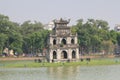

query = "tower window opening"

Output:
[[71, 39, 74, 44], [61, 51, 67, 59], [72, 50, 76, 58], [53, 39, 56, 45], [53, 51, 57, 59], [61, 38, 66, 45]]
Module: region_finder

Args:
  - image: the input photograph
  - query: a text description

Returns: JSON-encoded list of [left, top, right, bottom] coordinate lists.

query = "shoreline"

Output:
[[0, 54, 115, 61], [0, 57, 120, 68], [0, 57, 42, 61]]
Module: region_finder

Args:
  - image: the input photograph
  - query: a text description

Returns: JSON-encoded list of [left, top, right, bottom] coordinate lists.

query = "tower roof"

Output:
[[53, 18, 70, 24]]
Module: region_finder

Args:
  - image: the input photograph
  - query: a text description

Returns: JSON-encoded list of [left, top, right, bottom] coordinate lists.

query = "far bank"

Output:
[[0, 57, 120, 68]]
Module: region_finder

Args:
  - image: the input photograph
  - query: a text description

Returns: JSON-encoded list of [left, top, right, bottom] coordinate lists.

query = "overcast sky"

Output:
[[0, 0, 120, 29]]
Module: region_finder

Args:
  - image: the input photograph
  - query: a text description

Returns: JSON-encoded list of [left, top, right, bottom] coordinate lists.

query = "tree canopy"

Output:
[[71, 19, 118, 55], [0, 14, 120, 56], [0, 14, 49, 56]]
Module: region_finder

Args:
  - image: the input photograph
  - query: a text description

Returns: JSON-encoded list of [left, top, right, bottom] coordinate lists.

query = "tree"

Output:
[[0, 14, 23, 55], [0, 33, 8, 54], [71, 18, 113, 55], [110, 30, 117, 44], [0, 13, 117, 56], [116, 32, 120, 46], [102, 40, 114, 54], [20, 20, 49, 55], [20, 20, 44, 36]]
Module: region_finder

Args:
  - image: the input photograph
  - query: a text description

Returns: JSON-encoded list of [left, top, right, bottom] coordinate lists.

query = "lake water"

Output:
[[0, 65, 120, 80]]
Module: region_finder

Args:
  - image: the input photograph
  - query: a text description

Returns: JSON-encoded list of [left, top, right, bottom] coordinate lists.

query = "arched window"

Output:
[[61, 38, 66, 45], [61, 51, 67, 59], [72, 50, 76, 58], [53, 51, 57, 59], [71, 39, 74, 44], [53, 39, 56, 45]]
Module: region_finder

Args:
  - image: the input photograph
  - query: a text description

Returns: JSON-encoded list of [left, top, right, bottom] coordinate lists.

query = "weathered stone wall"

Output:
[[47, 19, 79, 62], [48, 48, 79, 62]]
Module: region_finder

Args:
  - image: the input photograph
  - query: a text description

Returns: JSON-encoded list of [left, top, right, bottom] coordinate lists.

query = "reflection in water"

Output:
[[0, 68, 48, 80], [47, 66, 80, 80], [0, 65, 120, 80]]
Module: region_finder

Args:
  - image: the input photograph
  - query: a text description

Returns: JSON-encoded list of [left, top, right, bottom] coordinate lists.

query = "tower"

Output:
[[46, 18, 79, 62]]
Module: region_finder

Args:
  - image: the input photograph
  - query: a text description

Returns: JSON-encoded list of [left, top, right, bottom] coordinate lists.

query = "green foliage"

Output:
[[0, 33, 8, 54], [20, 20, 49, 54], [0, 14, 23, 54], [110, 30, 117, 44], [101, 40, 114, 54], [0, 58, 120, 68], [0, 13, 119, 56], [0, 14, 49, 55], [71, 18, 115, 54], [117, 32, 120, 46]]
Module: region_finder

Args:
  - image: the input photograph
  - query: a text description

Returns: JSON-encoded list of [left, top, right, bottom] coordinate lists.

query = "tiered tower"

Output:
[[46, 18, 79, 62]]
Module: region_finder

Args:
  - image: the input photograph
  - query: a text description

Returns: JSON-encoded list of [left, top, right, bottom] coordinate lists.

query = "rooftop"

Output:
[[53, 18, 70, 24]]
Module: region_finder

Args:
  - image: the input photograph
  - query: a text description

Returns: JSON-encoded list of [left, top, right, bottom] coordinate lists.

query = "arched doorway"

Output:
[[71, 39, 74, 44], [61, 38, 66, 45], [72, 50, 76, 58], [53, 39, 56, 45], [53, 51, 57, 59], [61, 51, 67, 59]]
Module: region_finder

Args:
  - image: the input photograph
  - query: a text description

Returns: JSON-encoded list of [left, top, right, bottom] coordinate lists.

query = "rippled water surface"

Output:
[[0, 65, 120, 80]]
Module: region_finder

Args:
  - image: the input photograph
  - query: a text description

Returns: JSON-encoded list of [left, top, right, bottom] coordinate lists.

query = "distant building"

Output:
[[114, 25, 120, 32], [114, 25, 120, 55], [46, 18, 79, 63], [44, 21, 54, 30], [114, 45, 120, 55]]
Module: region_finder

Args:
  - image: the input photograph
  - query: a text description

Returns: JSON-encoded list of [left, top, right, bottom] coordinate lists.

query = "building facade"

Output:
[[114, 24, 120, 32], [44, 21, 55, 30], [46, 18, 79, 62]]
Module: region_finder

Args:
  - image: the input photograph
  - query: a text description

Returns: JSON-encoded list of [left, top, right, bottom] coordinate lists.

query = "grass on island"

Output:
[[0, 58, 120, 68]]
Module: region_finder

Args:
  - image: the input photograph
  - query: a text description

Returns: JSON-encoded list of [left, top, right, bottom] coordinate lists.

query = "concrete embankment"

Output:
[[0, 57, 44, 61]]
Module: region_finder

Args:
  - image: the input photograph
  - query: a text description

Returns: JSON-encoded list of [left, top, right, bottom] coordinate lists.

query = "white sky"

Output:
[[0, 0, 120, 29]]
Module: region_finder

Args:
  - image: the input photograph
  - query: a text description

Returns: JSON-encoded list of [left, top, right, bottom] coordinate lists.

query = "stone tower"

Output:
[[46, 18, 79, 62]]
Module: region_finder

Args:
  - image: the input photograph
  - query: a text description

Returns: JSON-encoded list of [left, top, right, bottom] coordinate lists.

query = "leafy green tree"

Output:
[[110, 30, 117, 44], [71, 18, 114, 55], [96, 20, 109, 30], [20, 20, 49, 55], [102, 40, 114, 54], [117, 32, 120, 46], [0, 33, 8, 54], [0, 13, 118, 56], [8, 32, 23, 53], [0, 14, 23, 55], [20, 20, 43, 36]]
